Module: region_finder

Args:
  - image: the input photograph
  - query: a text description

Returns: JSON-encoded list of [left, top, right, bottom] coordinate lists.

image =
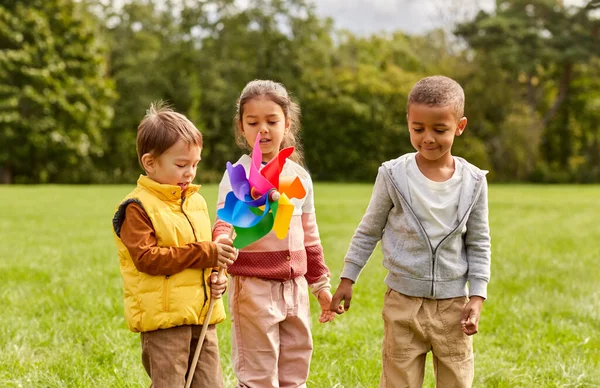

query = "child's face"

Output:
[[239, 97, 290, 163], [407, 103, 467, 163], [144, 139, 201, 192]]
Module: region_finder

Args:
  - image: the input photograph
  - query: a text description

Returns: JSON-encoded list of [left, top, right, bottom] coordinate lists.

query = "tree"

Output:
[[0, 0, 115, 183], [456, 0, 600, 125], [93, 0, 207, 182], [455, 0, 600, 181]]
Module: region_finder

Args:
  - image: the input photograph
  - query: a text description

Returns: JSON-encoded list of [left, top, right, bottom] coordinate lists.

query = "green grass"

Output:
[[1, 184, 599, 387]]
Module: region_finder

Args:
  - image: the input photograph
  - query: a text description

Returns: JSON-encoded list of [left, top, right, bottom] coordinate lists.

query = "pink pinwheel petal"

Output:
[[249, 136, 275, 195]]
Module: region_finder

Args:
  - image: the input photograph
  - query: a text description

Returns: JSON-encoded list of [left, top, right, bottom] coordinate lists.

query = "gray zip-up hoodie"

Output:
[[340, 153, 491, 299]]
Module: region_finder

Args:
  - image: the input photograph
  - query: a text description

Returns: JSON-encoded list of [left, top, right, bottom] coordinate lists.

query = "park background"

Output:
[[1, 0, 599, 386]]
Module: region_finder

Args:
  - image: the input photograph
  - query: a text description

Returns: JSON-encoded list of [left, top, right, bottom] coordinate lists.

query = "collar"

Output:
[[137, 175, 201, 202]]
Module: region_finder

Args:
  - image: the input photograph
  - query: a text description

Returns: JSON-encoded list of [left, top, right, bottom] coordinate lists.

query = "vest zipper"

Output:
[[181, 196, 209, 316], [163, 275, 170, 311], [181, 197, 198, 241]]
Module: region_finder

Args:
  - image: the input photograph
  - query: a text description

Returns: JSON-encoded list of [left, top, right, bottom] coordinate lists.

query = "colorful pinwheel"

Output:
[[217, 136, 306, 248]]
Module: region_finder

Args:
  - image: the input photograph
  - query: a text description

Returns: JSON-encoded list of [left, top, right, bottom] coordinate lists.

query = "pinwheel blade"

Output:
[[249, 136, 276, 195], [272, 193, 294, 239], [226, 162, 250, 201], [261, 146, 294, 188], [217, 192, 270, 228], [278, 176, 306, 200], [226, 161, 269, 207], [233, 212, 275, 249]]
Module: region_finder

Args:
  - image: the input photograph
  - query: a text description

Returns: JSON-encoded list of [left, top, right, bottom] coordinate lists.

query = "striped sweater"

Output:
[[212, 154, 331, 296]]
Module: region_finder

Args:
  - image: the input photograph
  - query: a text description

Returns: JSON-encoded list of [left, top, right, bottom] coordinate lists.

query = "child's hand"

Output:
[[215, 242, 236, 270], [461, 296, 485, 336], [214, 233, 235, 247], [210, 271, 228, 299], [317, 290, 336, 323], [330, 278, 353, 314]]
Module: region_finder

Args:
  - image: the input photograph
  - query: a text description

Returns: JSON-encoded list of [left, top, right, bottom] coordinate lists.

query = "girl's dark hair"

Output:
[[234, 80, 304, 166]]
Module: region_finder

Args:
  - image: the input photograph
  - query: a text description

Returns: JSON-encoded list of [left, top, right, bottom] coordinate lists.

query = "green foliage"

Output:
[[456, 0, 600, 182], [1, 0, 600, 183], [0, 0, 115, 183], [300, 56, 416, 180]]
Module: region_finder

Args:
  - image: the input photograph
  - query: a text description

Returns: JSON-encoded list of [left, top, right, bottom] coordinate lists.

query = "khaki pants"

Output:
[[380, 289, 474, 388], [141, 324, 224, 388], [230, 276, 313, 388]]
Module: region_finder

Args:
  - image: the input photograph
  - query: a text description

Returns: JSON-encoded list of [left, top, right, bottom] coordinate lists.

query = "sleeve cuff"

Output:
[[208, 242, 219, 267], [468, 278, 488, 299], [339, 261, 364, 284], [308, 274, 331, 298]]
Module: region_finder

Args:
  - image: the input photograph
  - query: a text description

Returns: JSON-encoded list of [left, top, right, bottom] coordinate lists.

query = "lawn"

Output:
[[0, 183, 598, 387]]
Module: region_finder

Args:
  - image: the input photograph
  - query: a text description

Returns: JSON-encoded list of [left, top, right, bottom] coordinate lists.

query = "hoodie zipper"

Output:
[[383, 169, 485, 298], [430, 179, 485, 296], [383, 170, 434, 294]]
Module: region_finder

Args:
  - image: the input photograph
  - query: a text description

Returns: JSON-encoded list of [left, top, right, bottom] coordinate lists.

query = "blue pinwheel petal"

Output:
[[217, 191, 271, 228]]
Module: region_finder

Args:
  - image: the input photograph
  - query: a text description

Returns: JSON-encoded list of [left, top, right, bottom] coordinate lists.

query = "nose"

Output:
[[259, 123, 269, 134], [423, 130, 435, 143], [184, 166, 194, 178]]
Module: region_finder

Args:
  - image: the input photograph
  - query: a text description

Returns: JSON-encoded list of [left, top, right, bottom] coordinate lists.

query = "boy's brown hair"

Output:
[[407, 75, 465, 118], [136, 101, 202, 168]]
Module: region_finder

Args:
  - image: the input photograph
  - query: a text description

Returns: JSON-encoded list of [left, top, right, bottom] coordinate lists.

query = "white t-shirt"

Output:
[[406, 154, 463, 249]]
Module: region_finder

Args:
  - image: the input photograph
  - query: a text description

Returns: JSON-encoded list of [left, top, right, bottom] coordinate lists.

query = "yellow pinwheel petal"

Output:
[[273, 193, 294, 239]]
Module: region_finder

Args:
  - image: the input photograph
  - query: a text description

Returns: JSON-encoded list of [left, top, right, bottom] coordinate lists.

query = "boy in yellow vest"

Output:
[[112, 102, 237, 388]]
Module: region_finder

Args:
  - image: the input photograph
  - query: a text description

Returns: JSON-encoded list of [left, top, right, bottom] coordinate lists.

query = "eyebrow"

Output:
[[411, 121, 450, 127], [245, 114, 281, 118]]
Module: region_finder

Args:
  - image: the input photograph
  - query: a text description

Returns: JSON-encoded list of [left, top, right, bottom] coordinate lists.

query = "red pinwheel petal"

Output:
[[261, 147, 294, 187]]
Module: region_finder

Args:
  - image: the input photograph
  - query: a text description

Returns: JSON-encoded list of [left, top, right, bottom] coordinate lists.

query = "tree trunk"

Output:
[[542, 62, 573, 127], [1, 164, 13, 184]]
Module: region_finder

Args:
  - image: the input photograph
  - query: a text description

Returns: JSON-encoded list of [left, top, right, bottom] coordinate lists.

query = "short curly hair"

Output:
[[407, 76, 465, 118]]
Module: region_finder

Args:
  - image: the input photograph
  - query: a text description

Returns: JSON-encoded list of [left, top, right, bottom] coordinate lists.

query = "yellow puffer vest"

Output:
[[112, 175, 225, 332]]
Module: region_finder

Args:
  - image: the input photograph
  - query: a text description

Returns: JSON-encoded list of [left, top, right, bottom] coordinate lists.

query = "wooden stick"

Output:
[[185, 228, 233, 388]]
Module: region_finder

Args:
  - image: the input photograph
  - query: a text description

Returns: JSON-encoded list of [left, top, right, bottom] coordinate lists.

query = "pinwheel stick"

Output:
[[185, 228, 233, 388]]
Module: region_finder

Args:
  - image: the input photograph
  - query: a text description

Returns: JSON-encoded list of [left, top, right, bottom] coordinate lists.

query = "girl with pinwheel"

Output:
[[212, 80, 335, 387]]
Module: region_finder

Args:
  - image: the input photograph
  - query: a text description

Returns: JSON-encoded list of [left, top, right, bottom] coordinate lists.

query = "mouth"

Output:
[[178, 182, 190, 190], [259, 138, 271, 144]]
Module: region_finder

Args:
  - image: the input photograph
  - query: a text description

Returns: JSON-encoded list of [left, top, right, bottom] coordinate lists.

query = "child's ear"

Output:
[[285, 117, 291, 133], [456, 117, 467, 136], [141, 153, 155, 174]]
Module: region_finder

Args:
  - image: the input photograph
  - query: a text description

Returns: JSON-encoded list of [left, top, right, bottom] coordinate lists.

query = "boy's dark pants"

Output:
[[380, 289, 474, 388], [141, 324, 224, 388]]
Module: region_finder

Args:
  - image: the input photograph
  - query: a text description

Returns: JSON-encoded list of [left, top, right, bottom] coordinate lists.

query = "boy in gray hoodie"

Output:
[[330, 75, 491, 388]]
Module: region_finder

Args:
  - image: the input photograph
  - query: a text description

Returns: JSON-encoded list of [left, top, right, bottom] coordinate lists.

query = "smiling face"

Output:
[[239, 97, 290, 163], [142, 139, 201, 193], [407, 103, 467, 166]]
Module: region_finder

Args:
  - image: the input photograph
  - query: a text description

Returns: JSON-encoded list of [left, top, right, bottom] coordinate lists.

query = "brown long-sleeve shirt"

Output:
[[120, 202, 218, 276]]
